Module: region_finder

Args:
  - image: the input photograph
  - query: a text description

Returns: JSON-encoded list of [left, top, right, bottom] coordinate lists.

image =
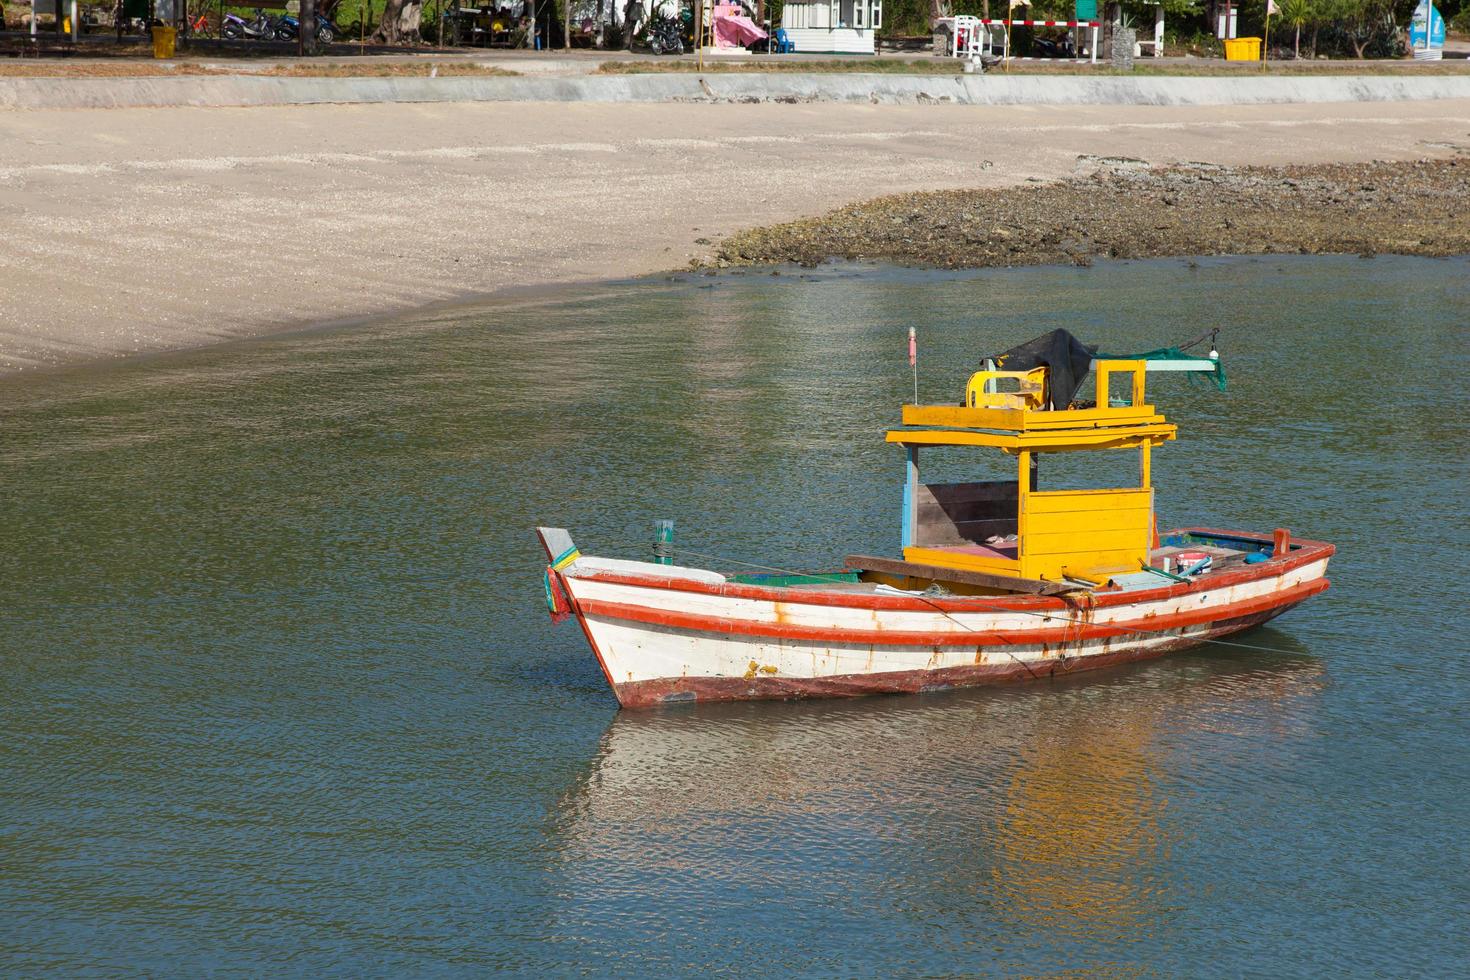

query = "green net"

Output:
[[1097, 347, 1227, 392]]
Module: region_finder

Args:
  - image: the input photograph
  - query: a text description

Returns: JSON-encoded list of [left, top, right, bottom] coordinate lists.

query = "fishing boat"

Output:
[[536, 330, 1334, 709]]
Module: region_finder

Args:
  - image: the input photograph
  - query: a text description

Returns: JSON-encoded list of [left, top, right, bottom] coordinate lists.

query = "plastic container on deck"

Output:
[[1223, 37, 1261, 61], [1175, 551, 1213, 575]]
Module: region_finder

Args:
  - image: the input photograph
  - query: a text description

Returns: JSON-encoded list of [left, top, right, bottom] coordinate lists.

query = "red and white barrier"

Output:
[[940, 15, 1102, 64], [977, 19, 1102, 27]]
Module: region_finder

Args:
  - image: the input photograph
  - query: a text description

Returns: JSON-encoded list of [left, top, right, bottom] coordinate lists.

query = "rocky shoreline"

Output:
[[712, 158, 1470, 270]]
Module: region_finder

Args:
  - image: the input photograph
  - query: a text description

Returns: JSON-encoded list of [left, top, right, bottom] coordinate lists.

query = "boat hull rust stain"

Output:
[[619, 605, 1297, 708]]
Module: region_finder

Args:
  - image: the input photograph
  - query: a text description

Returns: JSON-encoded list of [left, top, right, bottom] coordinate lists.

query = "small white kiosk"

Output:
[[780, 0, 882, 54]]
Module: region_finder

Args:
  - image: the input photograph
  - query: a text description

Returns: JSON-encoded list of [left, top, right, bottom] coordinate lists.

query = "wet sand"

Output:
[[3, 98, 1470, 372]]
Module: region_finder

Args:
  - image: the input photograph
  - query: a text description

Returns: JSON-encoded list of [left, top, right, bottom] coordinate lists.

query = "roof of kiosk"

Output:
[[886, 329, 1190, 452]]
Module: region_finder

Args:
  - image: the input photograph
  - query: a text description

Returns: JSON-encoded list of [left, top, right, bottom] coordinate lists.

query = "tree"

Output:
[[1278, 0, 1311, 56], [374, 0, 424, 43], [1122, 0, 1202, 15], [1314, 0, 1402, 58]]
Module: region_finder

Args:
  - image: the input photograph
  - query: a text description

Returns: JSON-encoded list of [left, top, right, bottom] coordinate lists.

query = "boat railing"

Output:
[[964, 367, 1047, 410], [1094, 359, 1148, 409]]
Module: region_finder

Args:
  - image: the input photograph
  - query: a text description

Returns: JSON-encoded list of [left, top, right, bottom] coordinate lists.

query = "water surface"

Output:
[[2, 256, 1467, 975]]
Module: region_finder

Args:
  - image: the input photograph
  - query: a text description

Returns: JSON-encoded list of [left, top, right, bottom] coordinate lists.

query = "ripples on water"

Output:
[[1, 257, 1466, 975]]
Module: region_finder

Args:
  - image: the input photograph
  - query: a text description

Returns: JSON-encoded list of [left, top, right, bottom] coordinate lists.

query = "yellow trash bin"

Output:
[[151, 26, 177, 59], [1223, 36, 1262, 61]]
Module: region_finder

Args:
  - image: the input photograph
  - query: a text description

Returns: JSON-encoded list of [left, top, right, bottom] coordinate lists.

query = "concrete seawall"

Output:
[[4, 71, 1470, 111]]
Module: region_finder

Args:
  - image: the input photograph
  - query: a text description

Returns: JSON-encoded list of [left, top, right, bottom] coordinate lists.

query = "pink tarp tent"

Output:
[[712, 3, 768, 46]]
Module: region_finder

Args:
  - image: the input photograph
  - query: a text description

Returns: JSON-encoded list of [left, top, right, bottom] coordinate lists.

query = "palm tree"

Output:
[[1278, 0, 1311, 58]]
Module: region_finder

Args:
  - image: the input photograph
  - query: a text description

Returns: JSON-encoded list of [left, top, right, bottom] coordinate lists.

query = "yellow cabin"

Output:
[[889, 358, 1179, 585]]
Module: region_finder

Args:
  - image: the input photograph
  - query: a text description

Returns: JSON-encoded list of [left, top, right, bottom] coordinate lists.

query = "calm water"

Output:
[[2, 256, 1467, 976]]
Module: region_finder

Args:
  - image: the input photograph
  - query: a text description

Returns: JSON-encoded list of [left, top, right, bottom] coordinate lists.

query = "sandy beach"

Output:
[[4, 97, 1470, 372]]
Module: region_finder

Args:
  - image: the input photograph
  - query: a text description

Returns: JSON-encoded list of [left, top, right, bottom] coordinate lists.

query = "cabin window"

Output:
[[787, 2, 831, 28], [1023, 448, 1152, 492], [871, 0, 881, 27], [911, 479, 1020, 549], [911, 445, 1016, 488]]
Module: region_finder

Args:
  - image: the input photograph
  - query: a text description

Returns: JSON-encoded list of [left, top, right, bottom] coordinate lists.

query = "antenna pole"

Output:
[[908, 327, 918, 404]]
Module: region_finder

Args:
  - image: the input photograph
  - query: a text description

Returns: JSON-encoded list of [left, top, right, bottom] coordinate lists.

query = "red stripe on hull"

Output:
[[571, 529, 1335, 615], [578, 577, 1328, 649], [613, 604, 1301, 708]]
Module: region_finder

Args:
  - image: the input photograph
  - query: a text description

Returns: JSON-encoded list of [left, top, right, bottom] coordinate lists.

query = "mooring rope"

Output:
[[667, 547, 859, 585]]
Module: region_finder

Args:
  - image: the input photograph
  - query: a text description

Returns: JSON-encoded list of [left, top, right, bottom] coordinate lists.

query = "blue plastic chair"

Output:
[[773, 28, 795, 53]]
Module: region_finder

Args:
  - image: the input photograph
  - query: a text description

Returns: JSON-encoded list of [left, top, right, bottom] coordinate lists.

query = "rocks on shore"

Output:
[[712, 158, 1470, 270]]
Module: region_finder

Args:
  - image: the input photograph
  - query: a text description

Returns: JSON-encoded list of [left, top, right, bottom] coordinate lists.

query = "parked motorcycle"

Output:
[[273, 12, 342, 43], [221, 9, 278, 40], [313, 12, 343, 43], [646, 13, 683, 55], [1031, 32, 1076, 59]]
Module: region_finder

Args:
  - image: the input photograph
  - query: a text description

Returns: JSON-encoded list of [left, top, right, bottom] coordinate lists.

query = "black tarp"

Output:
[[991, 329, 1097, 411]]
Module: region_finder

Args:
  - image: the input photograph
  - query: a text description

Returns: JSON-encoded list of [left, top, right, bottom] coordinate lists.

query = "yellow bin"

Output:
[[151, 26, 177, 59], [1223, 36, 1261, 61]]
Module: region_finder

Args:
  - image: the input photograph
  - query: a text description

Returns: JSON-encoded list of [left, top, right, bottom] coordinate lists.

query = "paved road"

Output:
[[2, 98, 1469, 371]]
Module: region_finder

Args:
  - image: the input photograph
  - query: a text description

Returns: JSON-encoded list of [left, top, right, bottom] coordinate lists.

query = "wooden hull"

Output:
[[555, 529, 1333, 709]]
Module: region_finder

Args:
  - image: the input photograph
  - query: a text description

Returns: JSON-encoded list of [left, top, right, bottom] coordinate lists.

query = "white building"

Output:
[[780, 0, 882, 54]]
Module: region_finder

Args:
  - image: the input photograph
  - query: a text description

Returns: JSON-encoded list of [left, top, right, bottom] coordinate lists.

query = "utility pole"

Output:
[[300, 0, 316, 54]]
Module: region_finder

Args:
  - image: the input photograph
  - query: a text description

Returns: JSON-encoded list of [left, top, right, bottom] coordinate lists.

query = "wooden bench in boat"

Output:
[[844, 554, 1075, 596]]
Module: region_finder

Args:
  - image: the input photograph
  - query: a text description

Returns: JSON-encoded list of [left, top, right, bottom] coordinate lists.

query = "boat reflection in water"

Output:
[[543, 645, 1325, 967]]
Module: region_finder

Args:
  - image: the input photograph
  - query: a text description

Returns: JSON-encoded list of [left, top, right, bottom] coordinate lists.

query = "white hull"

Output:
[[548, 532, 1333, 707]]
